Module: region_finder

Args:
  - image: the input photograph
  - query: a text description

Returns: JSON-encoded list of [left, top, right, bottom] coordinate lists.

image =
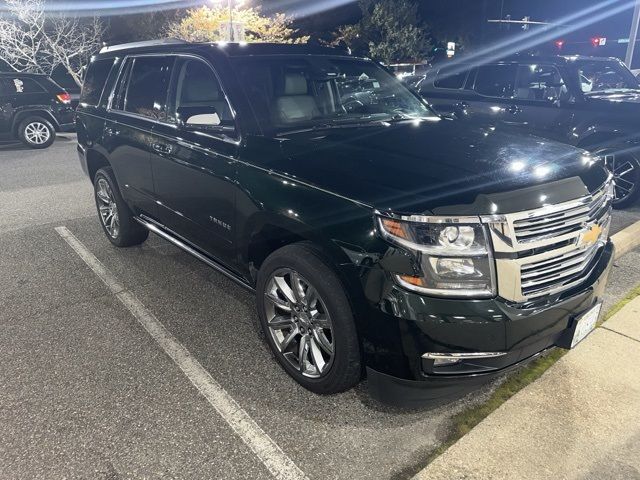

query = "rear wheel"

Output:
[[94, 167, 149, 247], [595, 147, 640, 208], [257, 243, 361, 394], [18, 116, 56, 149]]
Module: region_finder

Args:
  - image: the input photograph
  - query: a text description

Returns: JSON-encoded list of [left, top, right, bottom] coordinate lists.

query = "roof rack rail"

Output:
[[100, 38, 187, 54]]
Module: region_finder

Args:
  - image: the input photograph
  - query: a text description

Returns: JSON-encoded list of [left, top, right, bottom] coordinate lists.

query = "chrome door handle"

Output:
[[152, 143, 172, 154]]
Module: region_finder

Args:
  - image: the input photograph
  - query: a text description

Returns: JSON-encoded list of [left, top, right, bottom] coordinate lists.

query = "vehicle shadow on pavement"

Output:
[[0, 135, 73, 152]]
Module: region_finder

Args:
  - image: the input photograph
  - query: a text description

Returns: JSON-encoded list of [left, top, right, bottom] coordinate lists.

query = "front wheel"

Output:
[[257, 243, 361, 394], [596, 147, 640, 208]]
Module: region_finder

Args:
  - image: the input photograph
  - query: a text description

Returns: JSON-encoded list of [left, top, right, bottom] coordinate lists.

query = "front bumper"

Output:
[[358, 241, 614, 407]]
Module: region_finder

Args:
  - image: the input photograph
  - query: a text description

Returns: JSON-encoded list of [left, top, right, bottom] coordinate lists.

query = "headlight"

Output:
[[377, 215, 496, 298]]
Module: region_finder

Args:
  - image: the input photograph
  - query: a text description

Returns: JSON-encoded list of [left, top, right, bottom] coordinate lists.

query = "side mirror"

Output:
[[186, 112, 221, 127], [177, 106, 221, 129]]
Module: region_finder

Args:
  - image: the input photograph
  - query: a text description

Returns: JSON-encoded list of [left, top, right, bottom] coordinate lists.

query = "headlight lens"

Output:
[[377, 215, 496, 297]]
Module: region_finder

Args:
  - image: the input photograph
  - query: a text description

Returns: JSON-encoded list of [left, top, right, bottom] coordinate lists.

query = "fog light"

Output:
[[433, 357, 462, 367]]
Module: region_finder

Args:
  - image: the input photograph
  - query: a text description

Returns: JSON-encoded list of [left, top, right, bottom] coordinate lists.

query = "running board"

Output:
[[134, 215, 254, 292]]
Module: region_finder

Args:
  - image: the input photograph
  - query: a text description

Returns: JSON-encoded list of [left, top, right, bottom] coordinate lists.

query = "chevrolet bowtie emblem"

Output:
[[580, 224, 603, 248]]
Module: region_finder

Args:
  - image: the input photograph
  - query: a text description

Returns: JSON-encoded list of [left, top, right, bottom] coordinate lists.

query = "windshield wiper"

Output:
[[586, 87, 640, 95], [276, 118, 388, 136]]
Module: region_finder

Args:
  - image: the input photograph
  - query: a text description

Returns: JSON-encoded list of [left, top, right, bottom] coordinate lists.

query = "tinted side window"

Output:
[[174, 59, 234, 127], [515, 65, 567, 102], [4, 77, 45, 94], [81, 58, 115, 106], [123, 56, 173, 120], [434, 69, 468, 89], [474, 65, 517, 98]]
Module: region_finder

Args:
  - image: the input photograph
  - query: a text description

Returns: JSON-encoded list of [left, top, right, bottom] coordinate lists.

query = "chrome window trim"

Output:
[[105, 52, 242, 144]]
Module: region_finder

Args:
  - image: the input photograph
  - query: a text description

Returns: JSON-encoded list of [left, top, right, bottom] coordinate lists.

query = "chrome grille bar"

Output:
[[487, 177, 614, 303], [513, 182, 609, 244]]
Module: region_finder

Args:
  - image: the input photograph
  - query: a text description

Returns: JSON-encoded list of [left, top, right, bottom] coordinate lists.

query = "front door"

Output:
[[500, 64, 575, 143], [151, 56, 240, 269]]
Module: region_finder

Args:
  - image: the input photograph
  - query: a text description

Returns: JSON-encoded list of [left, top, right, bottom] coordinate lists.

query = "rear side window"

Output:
[[81, 58, 115, 106], [434, 68, 468, 89], [123, 56, 174, 120], [474, 65, 517, 98], [2, 77, 45, 94]]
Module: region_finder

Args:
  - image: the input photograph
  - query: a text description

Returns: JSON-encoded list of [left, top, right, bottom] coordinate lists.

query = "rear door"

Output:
[[151, 55, 240, 268], [464, 64, 518, 124], [0, 76, 49, 131], [0, 78, 14, 133], [103, 55, 174, 217], [419, 66, 474, 117]]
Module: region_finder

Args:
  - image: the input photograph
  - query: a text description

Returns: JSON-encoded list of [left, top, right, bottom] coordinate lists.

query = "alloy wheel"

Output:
[[603, 152, 639, 204], [96, 178, 120, 238], [264, 269, 335, 378], [24, 122, 51, 145]]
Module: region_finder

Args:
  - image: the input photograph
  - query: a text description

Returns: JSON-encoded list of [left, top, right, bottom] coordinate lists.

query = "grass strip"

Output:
[[425, 286, 640, 466]]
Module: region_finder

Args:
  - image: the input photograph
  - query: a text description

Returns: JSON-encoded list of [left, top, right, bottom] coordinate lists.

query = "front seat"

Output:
[[179, 72, 231, 123], [275, 73, 320, 124]]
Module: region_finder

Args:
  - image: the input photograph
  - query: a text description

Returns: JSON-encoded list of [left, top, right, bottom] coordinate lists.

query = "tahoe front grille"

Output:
[[520, 241, 604, 299], [487, 178, 614, 303], [512, 186, 611, 244]]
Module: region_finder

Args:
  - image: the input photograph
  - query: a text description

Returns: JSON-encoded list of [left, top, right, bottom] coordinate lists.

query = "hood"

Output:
[[258, 119, 609, 215], [585, 89, 640, 103], [584, 90, 640, 113]]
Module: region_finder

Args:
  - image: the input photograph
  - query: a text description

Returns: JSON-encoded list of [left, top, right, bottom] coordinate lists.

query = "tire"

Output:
[[257, 242, 362, 394], [18, 116, 56, 149], [594, 147, 640, 209], [94, 167, 149, 247]]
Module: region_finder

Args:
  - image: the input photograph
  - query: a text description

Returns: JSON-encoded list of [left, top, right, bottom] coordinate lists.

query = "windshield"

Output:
[[231, 56, 436, 132], [574, 60, 640, 93]]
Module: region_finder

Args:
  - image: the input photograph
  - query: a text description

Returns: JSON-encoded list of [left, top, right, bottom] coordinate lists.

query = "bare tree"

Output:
[[0, 0, 104, 86], [0, 0, 53, 74], [46, 16, 105, 86]]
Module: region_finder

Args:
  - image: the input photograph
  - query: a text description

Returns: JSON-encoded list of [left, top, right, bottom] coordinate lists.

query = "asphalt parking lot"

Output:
[[2, 134, 640, 480]]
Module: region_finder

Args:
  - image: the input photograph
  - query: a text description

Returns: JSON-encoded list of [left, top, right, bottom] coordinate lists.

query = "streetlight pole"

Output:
[[625, 0, 640, 68], [228, 0, 234, 42]]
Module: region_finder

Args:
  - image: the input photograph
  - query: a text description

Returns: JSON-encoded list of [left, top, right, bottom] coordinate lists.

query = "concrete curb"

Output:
[[612, 219, 640, 260]]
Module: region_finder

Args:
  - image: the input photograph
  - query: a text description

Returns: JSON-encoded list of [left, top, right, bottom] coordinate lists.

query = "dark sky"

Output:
[[282, 0, 637, 57], [43, 0, 636, 58]]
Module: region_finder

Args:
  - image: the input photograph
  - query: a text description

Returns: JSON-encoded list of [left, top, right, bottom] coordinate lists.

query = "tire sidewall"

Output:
[[256, 244, 361, 394], [18, 117, 56, 149]]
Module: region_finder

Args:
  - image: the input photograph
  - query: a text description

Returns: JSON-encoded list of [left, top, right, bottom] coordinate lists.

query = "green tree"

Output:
[[167, 5, 308, 44], [336, 0, 431, 64]]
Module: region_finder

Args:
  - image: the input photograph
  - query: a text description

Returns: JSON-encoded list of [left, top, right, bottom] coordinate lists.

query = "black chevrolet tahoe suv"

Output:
[[0, 72, 74, 148], [414, 55, 640, 208], [76, 40, 614, 406]]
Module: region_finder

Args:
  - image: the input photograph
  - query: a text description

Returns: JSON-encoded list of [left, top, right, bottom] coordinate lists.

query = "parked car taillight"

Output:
[[56, 92, 71, 104]]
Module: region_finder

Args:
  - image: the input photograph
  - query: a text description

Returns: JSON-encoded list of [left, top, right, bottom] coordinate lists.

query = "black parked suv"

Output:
[[0, 72, 74, 148], [415, 55, 640, 208], [77, 40, 614, 405]]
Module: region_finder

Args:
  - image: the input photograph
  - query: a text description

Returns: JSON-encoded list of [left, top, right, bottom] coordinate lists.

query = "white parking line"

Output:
[[55, 226, 309, 480]]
